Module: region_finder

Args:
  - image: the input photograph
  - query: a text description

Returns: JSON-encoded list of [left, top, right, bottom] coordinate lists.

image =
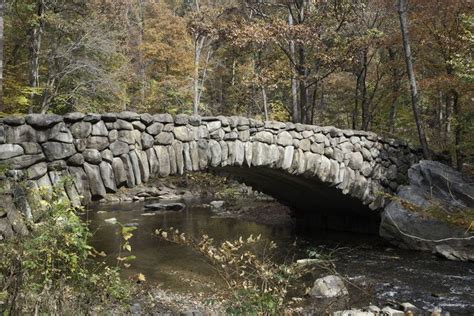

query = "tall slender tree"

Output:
[[0, 0, 4, 112], [397, 0, 430, 159], [28, 0, 45, 113]]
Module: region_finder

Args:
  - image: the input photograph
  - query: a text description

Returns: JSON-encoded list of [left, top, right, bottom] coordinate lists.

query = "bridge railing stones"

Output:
[[0, 112, 422, 213]]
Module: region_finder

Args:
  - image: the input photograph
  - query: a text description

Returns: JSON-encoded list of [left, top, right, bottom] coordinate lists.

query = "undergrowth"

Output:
[[0, 182, 132, 314], [156, 228, 314, 315]]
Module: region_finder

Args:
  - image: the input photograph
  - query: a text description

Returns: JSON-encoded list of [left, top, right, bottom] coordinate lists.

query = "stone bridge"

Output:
[[0, 112, 422, 233]]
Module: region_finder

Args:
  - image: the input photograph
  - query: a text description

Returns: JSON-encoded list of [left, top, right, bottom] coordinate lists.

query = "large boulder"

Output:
[[99, 161, 117, 193], [83, 149, 102, 164], [173, 126, 193, 142], [112, 157, 128, 187], [5, 153, 45, 169], [86, 136, 109, 150], [25, 114, 63, 127], [83, 163, 106, 199], [144, 202, 185, 212], [91, 121, 108, 136], [67, 153, 85, 166], [64, 112, 85, 122], [42, 142, 76, 161], [146, 122, 163, 136], [20, 142, 42, 154], [0, 144, 24, 159], [26, 162, 48, 180], [380, 160, 474, 261], [110, 140, 129, 156], [309, 275, 348, 298], [155, 132, 174, 145], [141, 133, 154, 149], [5, 124, 36, 143]]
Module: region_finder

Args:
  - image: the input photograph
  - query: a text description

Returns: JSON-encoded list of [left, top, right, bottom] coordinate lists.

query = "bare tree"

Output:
[[0, 0, 4, 111], [397, 0, 430, 159], [190, 0, 216, 115], [288, 9, 299, 123], [387, 47, 402, 134], [29, 0, 45, 113]]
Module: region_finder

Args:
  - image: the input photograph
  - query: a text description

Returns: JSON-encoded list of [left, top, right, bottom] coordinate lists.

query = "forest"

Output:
[[0, 1, 473, 314], [0, 0, 473, 170]]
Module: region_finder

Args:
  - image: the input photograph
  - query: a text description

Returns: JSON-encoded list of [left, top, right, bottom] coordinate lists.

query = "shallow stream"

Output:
[[87, 199, 474, 314]]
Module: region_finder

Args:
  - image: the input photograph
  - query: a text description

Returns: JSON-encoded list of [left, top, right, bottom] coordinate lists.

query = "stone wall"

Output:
[[0, 112, 422, 236]]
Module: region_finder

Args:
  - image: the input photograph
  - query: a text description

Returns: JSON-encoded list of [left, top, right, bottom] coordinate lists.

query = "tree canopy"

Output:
[[0, 0, 472, 170]]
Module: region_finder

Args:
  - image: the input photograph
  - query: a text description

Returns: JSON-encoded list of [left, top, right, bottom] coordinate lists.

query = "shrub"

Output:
[[0, 183, 131, 314], [156, 228, 312, 315]]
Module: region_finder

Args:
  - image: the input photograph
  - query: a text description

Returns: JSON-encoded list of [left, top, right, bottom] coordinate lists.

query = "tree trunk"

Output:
[[124, 0, 146, 110], [397, 0, 430, 159], [388, 47, 400, 134], [309, 83, 318, 125], [352, 71, 361, 129], [231, 57, 236, 86], [0, 0, 4, 112], [437, 91, 443, 142], [297, 45, 307, 123], [261, 85, 268, 121], [138, 0, 145, 107], [288, 11, 299, 123], [193, 36, 203, 115], [196, 47, 211, 111], [450, 89, 463, 171], [360, 50, 370, 131], [40, 75, 55, 114], [218, 76, 223, 109], [29, 0, 45, 113]]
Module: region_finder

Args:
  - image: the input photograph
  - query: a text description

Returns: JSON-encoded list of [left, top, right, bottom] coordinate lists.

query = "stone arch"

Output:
[[0, 112, 422, 232]]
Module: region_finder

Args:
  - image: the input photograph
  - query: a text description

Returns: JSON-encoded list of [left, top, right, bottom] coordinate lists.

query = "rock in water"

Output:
[[104, 217, 117, 224], [144, 202, 185, 212], [380, 307, 404, 316], [380, 160, 474, 261], [210, 200, 225, 209], [309, 275, 348, 298]]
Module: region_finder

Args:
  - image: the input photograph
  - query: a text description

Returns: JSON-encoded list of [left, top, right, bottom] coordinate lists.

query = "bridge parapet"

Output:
[[0, 112, 422, 210]]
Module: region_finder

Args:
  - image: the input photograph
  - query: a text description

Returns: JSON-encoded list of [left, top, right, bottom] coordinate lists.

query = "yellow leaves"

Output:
[[39, 200, 50, 208], [136, 273, 146, 283], [142, 3, 192, 71], [120, 225, 136, 242]]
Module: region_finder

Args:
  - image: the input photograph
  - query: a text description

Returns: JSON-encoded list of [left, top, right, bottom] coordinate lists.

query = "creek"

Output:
[[87, 198, 473, 314]]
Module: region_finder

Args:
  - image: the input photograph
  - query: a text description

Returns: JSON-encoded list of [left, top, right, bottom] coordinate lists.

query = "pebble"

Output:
[[401, 302, 418, 312], [381, 306, 404, 316], [124, 223, 139, 227], [104, 217, 117, 224], [430, 306, 442, 316], [366, 305, 380, 313], [210, 200, 225, 209]]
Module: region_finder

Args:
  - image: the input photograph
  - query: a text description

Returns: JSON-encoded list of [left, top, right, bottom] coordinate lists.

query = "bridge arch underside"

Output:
[[212, 166, 380, 234]]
